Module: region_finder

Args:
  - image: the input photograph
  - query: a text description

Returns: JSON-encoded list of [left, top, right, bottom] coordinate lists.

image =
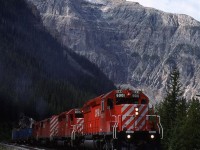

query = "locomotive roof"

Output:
[[82, 89, 148, 108], [59, 108, 82, 116], [82, 90, 115, 108]]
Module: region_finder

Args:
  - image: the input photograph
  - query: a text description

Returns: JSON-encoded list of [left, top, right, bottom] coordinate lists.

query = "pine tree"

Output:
[[157, 68, 200, 150], [166, 67, 184, 121], [180, 99, 200, 150], [158, 67, 184, 149], [168, 97, 187, 150]]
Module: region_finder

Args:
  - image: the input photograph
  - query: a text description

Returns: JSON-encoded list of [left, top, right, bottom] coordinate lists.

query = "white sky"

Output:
[[126, 0, 200, 22]]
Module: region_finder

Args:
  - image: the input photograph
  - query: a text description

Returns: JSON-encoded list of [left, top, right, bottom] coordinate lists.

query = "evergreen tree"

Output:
[[180, 99, 200, 150], [156, 68, 200, 150], [158, 67, 184, 149], [165, 67, 184, 122], [168, 97, 187, 150]]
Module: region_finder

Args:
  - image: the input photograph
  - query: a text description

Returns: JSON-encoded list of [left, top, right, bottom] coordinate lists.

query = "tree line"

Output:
[[156, 67, 200, 150]]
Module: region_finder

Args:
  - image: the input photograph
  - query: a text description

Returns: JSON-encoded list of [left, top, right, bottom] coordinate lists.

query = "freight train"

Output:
[[12, 89, 163, 149]]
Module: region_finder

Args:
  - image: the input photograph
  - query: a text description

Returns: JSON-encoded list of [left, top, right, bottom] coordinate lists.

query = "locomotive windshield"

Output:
[[116, 97, 139, 105], [75, 113, 83, 118], [75, 109, 83, 118]]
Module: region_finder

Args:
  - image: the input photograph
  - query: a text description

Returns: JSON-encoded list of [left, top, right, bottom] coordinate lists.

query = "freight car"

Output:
[[12, 89, 163, 150], [12, 116, 34, 143], [12, 128, 33, 143]]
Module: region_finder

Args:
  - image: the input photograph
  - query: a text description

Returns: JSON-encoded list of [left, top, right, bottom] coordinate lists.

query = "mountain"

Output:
[[27, 0, 200, 102], [0, 0, 115, 126]]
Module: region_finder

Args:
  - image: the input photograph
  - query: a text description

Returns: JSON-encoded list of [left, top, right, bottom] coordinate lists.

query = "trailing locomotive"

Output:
[[12, 89, 163, 150]]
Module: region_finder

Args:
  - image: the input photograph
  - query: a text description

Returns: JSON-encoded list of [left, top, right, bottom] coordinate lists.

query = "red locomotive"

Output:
[[12, 89, 163, 149], [55, 109, 84, 146], [81, 89, 163, 149]]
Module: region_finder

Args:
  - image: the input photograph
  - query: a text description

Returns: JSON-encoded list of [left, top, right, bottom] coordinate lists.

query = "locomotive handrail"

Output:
[[111, 115, 118, 139], [71, 125, 76, 140], [146, 115, 163, 139], [157, 115, 163, 139]]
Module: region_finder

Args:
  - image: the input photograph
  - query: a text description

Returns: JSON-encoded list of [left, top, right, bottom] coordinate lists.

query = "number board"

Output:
[[132, 94, 139, 98], [116, 93, 125, 98], [132, 91, 140, 98]]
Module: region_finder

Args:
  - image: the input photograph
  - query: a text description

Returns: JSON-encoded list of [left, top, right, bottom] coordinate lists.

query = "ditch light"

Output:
[[127, 134, 131, 139]]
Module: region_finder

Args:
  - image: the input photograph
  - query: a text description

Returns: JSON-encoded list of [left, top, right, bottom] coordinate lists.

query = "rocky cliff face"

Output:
[[27, 0, 200, 102]]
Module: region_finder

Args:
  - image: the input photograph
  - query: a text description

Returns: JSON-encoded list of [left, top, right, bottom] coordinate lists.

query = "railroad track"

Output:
[[0, 143, 53, 150], [0, 142, 78, 150]]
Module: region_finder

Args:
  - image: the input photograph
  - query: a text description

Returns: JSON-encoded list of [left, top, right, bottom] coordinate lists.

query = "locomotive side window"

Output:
[[43, 123, 46, 129], [58, 116, 62, 122], [66, 115, 68, 122], [58, 115, 65, 122], [75, 113, 83, 118], [107, 98, 114, 109], [40, 122, 43, 128], [70, 114, 73, 121], [141, 99, 147, 104], [101, 100, 104, 112]]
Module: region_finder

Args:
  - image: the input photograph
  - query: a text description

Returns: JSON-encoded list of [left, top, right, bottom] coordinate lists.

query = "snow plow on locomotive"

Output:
[[12, 89, 163, 150]]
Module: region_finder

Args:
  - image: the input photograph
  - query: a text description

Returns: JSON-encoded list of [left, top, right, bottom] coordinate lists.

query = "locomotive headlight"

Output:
[[150, 135, 155, 139], [135, 112, 139, 115], [127, 134, 131, 139], [135, 108, 139, 111]]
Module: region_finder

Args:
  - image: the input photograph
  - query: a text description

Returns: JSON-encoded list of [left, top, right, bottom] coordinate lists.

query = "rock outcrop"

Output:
[[27, 0, 200, 102]]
